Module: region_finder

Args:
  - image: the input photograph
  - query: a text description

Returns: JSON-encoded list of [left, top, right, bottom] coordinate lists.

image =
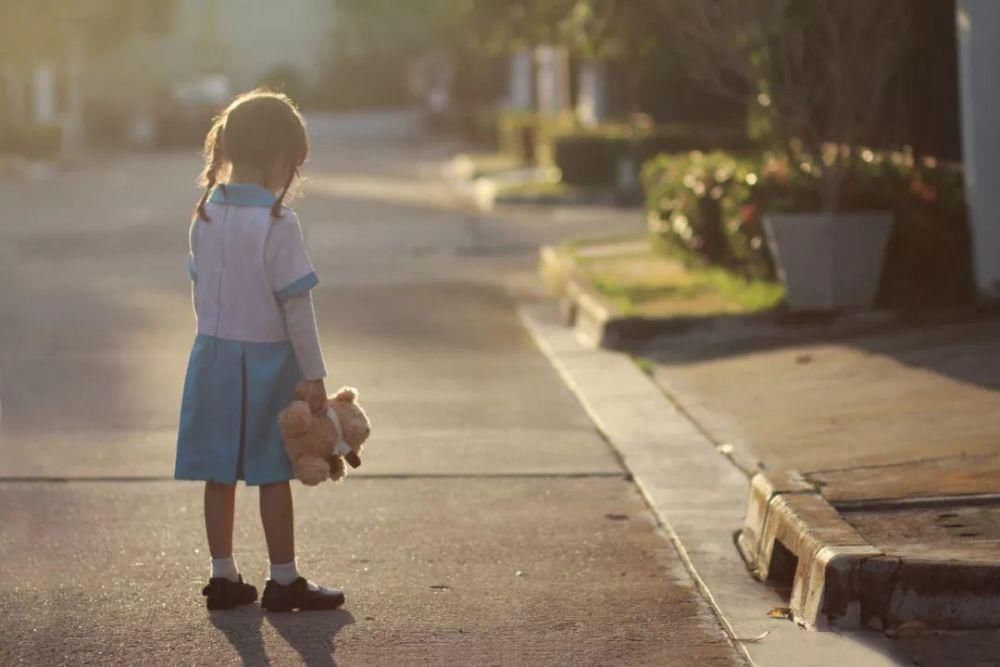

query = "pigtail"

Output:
[[270, 166, 296, 219], [193, 120, 226, 222]]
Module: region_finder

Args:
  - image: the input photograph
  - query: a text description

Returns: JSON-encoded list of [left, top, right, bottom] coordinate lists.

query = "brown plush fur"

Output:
[[277, 383, 371, 485]]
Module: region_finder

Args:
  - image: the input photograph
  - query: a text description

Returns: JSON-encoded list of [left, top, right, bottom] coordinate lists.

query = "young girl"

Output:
[[175, 89, 343, 612]]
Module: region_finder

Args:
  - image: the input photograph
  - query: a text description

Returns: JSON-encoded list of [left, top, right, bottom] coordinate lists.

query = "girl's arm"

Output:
[[284, 292, 327, 381], [265, 211, 326, 408]]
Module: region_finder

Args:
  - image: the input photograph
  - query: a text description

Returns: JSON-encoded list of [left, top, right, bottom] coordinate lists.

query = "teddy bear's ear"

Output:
[[334, 386, 358, 403]]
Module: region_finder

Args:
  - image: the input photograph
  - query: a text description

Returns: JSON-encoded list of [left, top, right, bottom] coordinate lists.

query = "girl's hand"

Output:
[[304, 379, 328, 416]]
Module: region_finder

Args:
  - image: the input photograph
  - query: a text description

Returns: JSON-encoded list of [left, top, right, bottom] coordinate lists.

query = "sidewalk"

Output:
[[634, 313, 1000, 632], [637, 317, 1000, 478]]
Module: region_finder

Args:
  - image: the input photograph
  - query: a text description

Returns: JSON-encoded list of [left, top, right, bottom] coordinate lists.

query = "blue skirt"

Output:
[[175, 334, 301, 485]]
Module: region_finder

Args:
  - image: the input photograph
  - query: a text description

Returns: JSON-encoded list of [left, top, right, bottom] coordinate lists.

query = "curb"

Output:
[[539, 241, 999, 352], [739, 471, 1000, 631], [737, 472, 882, 630], [540, 244, 714, 350], [518, 301, 906, 666]]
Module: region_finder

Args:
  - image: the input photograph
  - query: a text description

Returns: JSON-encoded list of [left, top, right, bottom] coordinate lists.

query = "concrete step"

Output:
[[737, 470, 1000, 630]]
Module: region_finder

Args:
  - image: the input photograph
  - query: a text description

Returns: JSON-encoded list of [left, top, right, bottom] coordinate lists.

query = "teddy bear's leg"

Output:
[[294, 457, 331, 486], [327, 455, 346, 482]]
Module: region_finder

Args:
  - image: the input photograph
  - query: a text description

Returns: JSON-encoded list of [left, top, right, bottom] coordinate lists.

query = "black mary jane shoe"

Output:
[[202, 575, 258, 610], [261, 577, 345, 612]]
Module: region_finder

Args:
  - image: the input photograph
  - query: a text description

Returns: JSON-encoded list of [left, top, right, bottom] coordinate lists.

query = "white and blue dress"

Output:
[[175, 184, 319, 486]]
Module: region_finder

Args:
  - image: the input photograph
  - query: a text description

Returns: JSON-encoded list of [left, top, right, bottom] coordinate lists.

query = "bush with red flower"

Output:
[[641, 151, 772, 279]]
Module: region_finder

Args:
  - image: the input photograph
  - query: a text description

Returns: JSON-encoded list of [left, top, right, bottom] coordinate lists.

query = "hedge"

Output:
[[555, 125, 753, 189]]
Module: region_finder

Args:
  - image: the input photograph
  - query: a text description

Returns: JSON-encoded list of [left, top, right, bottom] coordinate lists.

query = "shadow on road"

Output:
[[209, 606, 355, 666], [268, 609, 355, 666], [209, 608, 268, 665]]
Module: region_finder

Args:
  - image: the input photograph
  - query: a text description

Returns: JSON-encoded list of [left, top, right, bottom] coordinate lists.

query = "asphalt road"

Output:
[[0, 137, 741, 665]]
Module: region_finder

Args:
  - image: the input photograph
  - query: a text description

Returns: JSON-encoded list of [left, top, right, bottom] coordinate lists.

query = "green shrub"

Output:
[[879, 156, 975, 307], [642, 150, 771, 278], [556, 124, 752, 189]]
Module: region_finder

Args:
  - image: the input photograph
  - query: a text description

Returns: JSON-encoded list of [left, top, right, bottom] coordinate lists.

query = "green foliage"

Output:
[[434, 0, 664, 60], [0, 1, 171, 62], [558, 0, 659, 63], [555, 123, 752, 188], [593, 264, 782, 314], [631, 355, 656, 376], [642, 151, 772, 278], [460, 0, 578, 52], [744, 148, 925, 215]]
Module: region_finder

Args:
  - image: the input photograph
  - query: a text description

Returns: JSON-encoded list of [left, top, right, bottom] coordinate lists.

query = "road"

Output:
[[0, 135, 743, 665]]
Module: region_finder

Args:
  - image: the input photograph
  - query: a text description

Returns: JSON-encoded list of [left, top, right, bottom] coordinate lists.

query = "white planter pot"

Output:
[[763, 211, 893, 311]]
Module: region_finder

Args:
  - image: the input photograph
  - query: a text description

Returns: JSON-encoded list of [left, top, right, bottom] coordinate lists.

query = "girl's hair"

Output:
[[194, 89, 309, 222]]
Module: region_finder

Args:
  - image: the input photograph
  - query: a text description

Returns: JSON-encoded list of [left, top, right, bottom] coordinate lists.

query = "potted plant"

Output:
[[748, 150, 897, 309], [658, 0, 913, 310]]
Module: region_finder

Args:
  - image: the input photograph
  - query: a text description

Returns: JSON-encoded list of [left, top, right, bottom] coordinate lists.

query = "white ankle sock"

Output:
[[269, 560, 300, 586], [270, 560, 320, 590], [211, 555, 240, 582]]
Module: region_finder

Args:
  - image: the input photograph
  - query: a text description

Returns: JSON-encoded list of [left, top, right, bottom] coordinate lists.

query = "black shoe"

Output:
[[202, 575, 258, 610], [261, 577, 345, 612]]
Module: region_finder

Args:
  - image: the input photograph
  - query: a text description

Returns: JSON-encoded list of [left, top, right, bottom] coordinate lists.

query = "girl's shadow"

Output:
[[210, 606, 355, 666], [267, 608, 355, 667]]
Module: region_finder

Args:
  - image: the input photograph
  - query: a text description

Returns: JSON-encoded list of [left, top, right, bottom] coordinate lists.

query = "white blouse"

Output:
[[188, 187, 326, 379]]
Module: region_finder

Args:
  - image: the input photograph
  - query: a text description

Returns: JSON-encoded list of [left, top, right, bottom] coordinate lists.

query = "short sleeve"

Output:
[[265, 212, 318, 301]]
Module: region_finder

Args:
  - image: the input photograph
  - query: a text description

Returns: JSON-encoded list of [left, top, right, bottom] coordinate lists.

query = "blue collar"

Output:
[[209, 183, 277, 207]]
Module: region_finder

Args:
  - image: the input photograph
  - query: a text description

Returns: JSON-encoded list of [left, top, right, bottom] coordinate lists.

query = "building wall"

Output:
[[957, 0, 1000, 299]]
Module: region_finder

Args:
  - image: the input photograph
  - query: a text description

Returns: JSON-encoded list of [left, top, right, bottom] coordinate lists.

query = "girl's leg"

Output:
[[202, 481, 255, 608], [259, 481, 295, 564], [204, 481, 237, 558], [258, 481, 344, 610]]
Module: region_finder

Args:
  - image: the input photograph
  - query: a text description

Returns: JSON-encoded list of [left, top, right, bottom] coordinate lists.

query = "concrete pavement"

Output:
[[0, 139, 740, 665], [637, 318, 1000, 474]]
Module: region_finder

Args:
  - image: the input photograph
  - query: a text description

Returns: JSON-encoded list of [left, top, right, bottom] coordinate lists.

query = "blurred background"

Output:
[[1, 0, 996, 309]]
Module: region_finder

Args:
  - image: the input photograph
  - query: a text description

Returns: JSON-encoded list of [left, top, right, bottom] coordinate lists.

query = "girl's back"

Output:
[[190, 184, 315, 343]]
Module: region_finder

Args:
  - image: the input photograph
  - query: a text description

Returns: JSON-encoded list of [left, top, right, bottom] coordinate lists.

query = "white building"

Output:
[[957, 0, 1000, 300]]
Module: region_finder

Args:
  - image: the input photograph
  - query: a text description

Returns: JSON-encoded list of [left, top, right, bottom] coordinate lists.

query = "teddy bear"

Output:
[[278, 383, 371, 485]]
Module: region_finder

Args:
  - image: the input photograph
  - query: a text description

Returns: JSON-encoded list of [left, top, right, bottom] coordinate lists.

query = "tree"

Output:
[[654, 0, 914, 210], [0, 1, 171, 64]]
